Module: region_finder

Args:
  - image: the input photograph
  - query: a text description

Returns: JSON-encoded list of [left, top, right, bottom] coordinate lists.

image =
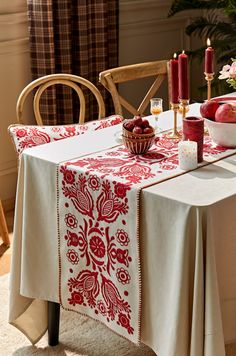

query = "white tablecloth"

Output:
[[9, 103, 236, 356]]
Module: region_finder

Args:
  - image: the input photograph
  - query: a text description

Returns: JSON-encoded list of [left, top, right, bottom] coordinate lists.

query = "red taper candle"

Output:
[[205, 38, 214, 73], [178, 51, 189, 100], [170, 53, 179, 103]]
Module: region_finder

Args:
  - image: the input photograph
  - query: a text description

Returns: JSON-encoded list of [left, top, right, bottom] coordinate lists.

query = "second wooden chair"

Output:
[[99, 60, 169, 117]]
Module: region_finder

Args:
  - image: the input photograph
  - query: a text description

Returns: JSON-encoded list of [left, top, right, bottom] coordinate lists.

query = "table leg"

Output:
[[48, 301, 60, 346]]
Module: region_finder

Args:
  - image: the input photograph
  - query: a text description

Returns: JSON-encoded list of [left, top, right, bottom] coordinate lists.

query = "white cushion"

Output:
[[8, 115, 123, 155]]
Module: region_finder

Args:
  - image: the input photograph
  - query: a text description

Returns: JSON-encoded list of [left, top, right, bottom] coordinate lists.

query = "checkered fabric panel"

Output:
[[27, 0, 119, 125]]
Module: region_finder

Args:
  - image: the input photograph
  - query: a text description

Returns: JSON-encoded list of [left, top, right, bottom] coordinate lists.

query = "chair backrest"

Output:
[[99, 60, 169, 117], [16, 73, 106, 125]]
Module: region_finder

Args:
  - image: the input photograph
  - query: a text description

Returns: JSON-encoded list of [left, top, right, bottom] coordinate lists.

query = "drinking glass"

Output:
[[150, 98, 163, 133]]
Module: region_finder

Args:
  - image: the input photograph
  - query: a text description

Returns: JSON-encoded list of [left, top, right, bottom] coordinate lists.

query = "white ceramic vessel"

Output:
[[205, 118, 236, 148]]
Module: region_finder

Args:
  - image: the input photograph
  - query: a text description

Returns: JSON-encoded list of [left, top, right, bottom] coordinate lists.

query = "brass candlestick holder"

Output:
[[167, 103, 181, 139], [204, 72, 214, 101], [179, 99, 189, 120]]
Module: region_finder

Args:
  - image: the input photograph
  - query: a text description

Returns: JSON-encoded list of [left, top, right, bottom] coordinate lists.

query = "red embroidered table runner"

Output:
[[57, 133, 236, 344]]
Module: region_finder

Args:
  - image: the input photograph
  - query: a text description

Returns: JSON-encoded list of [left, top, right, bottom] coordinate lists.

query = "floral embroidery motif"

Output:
[[59, 164, 136, 338], [67, 157, 127, 174], [114, 182, 130, 199], [117, 313, 134, 335], [77, 219, 105, 270], [203, 136, 227, 156], [97, 300, 107, 316], [89, 235, 106, 258], [116, 229, 130, 246], [65, 213, 78, 229], [8, 115, 122, 155], [68, 291, 84, 306], [59, 130, 234, 344], [100, 274, 130, 320], [16, 128, 27, 137], [96, 181, 129, 223], [116, 268, 131, 285], [114, 163, 155, 183], [61, 167, 76, 185], [66, 249, 79, 265], [68, 270, 99, 307], [65, 231, 80, 247], [62, 173, 94, 218], [88, 175, 101, 191]]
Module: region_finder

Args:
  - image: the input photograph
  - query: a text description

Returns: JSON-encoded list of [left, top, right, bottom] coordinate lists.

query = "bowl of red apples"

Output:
[[122, 116, 155, 154], [200, 98, 236, 148]]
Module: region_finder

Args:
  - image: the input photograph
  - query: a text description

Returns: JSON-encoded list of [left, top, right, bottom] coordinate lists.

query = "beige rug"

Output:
[[0, 274, 235, 356]]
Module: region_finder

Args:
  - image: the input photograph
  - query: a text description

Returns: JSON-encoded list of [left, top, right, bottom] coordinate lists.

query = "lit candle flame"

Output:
[[207, 38, 211, 47], [182, 50, 185, 54], [173, 53, 177, 59]]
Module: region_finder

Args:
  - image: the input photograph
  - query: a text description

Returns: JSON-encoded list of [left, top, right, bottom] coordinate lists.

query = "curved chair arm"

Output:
[[99, 60, 168, 117]]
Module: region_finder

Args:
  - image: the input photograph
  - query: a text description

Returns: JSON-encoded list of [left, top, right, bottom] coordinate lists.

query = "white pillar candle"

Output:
[[178, 140, 198, 170]]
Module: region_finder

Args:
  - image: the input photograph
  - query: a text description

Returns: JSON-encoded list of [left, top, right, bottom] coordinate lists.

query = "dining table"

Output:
[[8, 98, 236, 356]]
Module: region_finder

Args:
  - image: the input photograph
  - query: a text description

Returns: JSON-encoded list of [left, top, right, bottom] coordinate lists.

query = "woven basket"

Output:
[[122, 126, 155, 154]]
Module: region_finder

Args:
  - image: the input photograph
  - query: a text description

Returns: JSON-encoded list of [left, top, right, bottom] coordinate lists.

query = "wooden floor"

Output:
[[0, 210, 14, 276]]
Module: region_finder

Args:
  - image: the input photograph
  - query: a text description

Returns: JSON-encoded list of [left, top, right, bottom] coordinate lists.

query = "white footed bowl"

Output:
[[205, 118, 236, 148]]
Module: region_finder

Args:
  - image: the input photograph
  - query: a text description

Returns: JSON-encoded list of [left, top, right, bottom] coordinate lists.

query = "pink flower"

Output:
[[219, 59, 236, 90], [223, 64, 231, 71], [219, 64, 230, 79], [229, 62, 236, 79]]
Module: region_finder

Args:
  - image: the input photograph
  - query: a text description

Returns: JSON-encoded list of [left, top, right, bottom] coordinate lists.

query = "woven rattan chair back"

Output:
[[99, 60, 169, 117], [16, 74, 106, 125]]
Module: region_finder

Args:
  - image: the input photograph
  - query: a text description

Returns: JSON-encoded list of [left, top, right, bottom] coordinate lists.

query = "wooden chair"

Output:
[[16, 73, 106, 125], [99, 60, 169, 117], [0, 199, 10, 247]]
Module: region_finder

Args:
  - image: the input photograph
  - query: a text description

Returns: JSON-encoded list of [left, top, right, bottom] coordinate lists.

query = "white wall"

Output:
[[119, 0, 204, 114], [0, 0, 32, 207]]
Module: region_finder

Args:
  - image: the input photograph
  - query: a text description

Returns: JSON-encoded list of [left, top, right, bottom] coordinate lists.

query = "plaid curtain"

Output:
[[27, 0, 119, 125]]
